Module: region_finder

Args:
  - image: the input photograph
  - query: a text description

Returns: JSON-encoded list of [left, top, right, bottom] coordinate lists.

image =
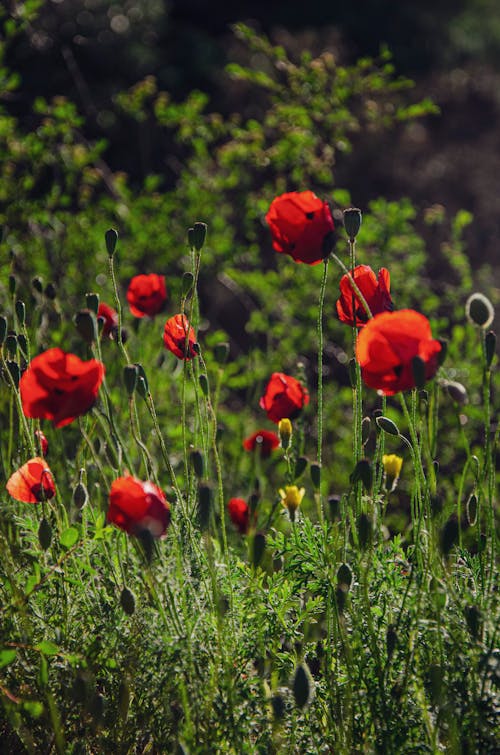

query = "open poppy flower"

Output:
[[163, 314, 197, 360], [259, 372, 309, 424], [337, 265, 393, 327], [265, 191, 335, 265], [126, 274, 167, 318], [97, 302, 119, 338], [20, 348, 105, 428], [243, 429, 280, 458], [228, 498, 250, 534], [6, 457, 56, 503], [356, 310, 442, 395], [107, 476, 170, 537]]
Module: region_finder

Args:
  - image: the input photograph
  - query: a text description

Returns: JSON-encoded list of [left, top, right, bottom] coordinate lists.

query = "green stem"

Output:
[[316, 258, 329, 522]]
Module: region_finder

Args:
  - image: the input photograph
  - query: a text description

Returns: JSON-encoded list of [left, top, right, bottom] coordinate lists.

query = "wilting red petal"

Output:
[[243, 430, 280, 458], [265, 191, 335, 265], [163, 314, 197, 360], [259, 372, 309, 424], [337, 265, 393, 327], [228, 498, 250, 534], [20, 348, 105, 428], [108, 476, 170, 537], [6, 457, 56, 503], [356, 310, 442, 395], [97, 302, 119, 337], [126, 274, 167, 318]]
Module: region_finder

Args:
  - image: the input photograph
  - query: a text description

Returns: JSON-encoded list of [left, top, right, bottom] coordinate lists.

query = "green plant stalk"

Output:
[[316, 258, 329, 523], [1, 351, 36, 456], [108, 253, 131, 364], [480, 330, 495, 594]]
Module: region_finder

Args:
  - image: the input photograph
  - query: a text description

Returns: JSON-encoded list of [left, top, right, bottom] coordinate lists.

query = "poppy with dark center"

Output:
[[126, 274, 167, 318], [259, 372, 309, 424], [356, 310, 442, 395], [337, 265, 393, 327], [163, 314, 197, 360], [97, 302, 119, 338], [6, 457, 56, 503], [107, 476, 171, 537], [228, 498, 250, 534], [20, 348, 105, 428], [243, 429, 280, 458], [265, 190, 335, 265]]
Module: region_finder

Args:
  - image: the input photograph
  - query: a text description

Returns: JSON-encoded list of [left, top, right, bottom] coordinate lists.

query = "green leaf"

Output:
[[60, 526, 79, 549], [0, 649, 17, 668], [36, 641, 59, 656]]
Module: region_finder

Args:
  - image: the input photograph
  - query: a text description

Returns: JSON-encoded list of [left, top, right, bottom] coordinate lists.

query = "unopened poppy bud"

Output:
[[75, 309, 98, 344], [278, 418, 292, 449], [485, 330, 496, 368], [182, 272, 194, 297], [32, 277, 43, 293], [6, 332, 17, 358], [343, 208, 362, 241], [271, 694, 285, 720], [199, 373, 209, 396], [386, 625, 397, 659], [357, 512, 372, 549], [17, 333, 28, 356], [0, 316, 7, 344], [337, 563, 352, 590], [376, 416, 400, 436], [361, 416, 371, 445], [6, 360, 20, 387], [45, 282, 57, 300], [328, 495, 341, 520], [465, 292, 494, 329], [198, 483, 213, 530], [466, 492, 478, 526], [73, 481, 88, 509], [294, 455, 308, 480], [444, 380, 468, 405], [120, 587, 136, 615], [214, 341, 229, 365], [252, 532, 266, 567], [292, 662, 315, 709], [38, 517, 53, 550], [15, 300, 25, 326], [134, 364, 149, 397], [105, 228, 118, 258], [310, 462, 321, 490], [190, 449, 204, 478], [86, 292, 100, 314], [350, 459, 372, 492], [8, 274, 16, 295], [382, 454, 403, 481], [123, 364, 138, 396], [189, 221, 207, 251]]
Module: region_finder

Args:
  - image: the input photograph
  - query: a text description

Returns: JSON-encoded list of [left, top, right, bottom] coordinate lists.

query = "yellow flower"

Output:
[[279, 485, 305, 520], [382, 454, 403, 480], [278, 418, 293, 449]]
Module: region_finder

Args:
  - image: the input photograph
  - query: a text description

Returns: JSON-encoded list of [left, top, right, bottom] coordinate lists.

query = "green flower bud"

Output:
[[86, 292, 100, 314], [343, 207, 362, 241], [465, 292, 494, 329], [75, 309, 98, 344], [105, 228, 118, 257], [292, 662, 315, 709], [15, 300, 25, 326], [376, 416, 400, 436]]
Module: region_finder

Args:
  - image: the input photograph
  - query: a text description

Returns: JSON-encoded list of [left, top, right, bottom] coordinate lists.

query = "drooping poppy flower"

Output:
[[356, 310, 442, 395], [259, 372, 309, 424], [336, 265, 393, 327], [20, 348, 105, 428], [35, 429, 49, 457], [243, 430, 280, 458], [265, 191, 335, 265], [126, 274, 167, 318], [97, 302, 119, 338], [228, 498, 250, 534], [163, 314, 197, 360], [6, 457, 56, 503], [107, 476, 170, 537]]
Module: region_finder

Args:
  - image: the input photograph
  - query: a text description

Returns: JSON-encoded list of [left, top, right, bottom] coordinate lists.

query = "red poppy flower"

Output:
[[265, 190, 335, 265], [259, 372, 309, 424], [20, 348, 105, 428], [97, 302, 119, 338], [108, 476, 170, 537], [163, 314, 197, 360], [336, 265, 393, 327], [356, 310, 442, 395], [228, 498, 250, 534], [243, 430, 280, 458], [35, 430, 49, 457], [126, 274, 167, 318], [6, 457, 56, 503]]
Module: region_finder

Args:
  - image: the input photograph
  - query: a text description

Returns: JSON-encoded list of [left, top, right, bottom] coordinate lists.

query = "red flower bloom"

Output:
[[336, 265, 393, 327], [243, 429, 280, 458], [163, 314, 197, 360], [108, 476, 170, 537], [35, 430, 49, 457], [126, 274, 167, 318], [20, 348, 105, 428], [228, 498, 250, 534], [97, 302, 119, 338], [259, 372, 309, 424], [356, 310, 442, 395], [6, 457, 56, 503], [265, 190, 335, 265]]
